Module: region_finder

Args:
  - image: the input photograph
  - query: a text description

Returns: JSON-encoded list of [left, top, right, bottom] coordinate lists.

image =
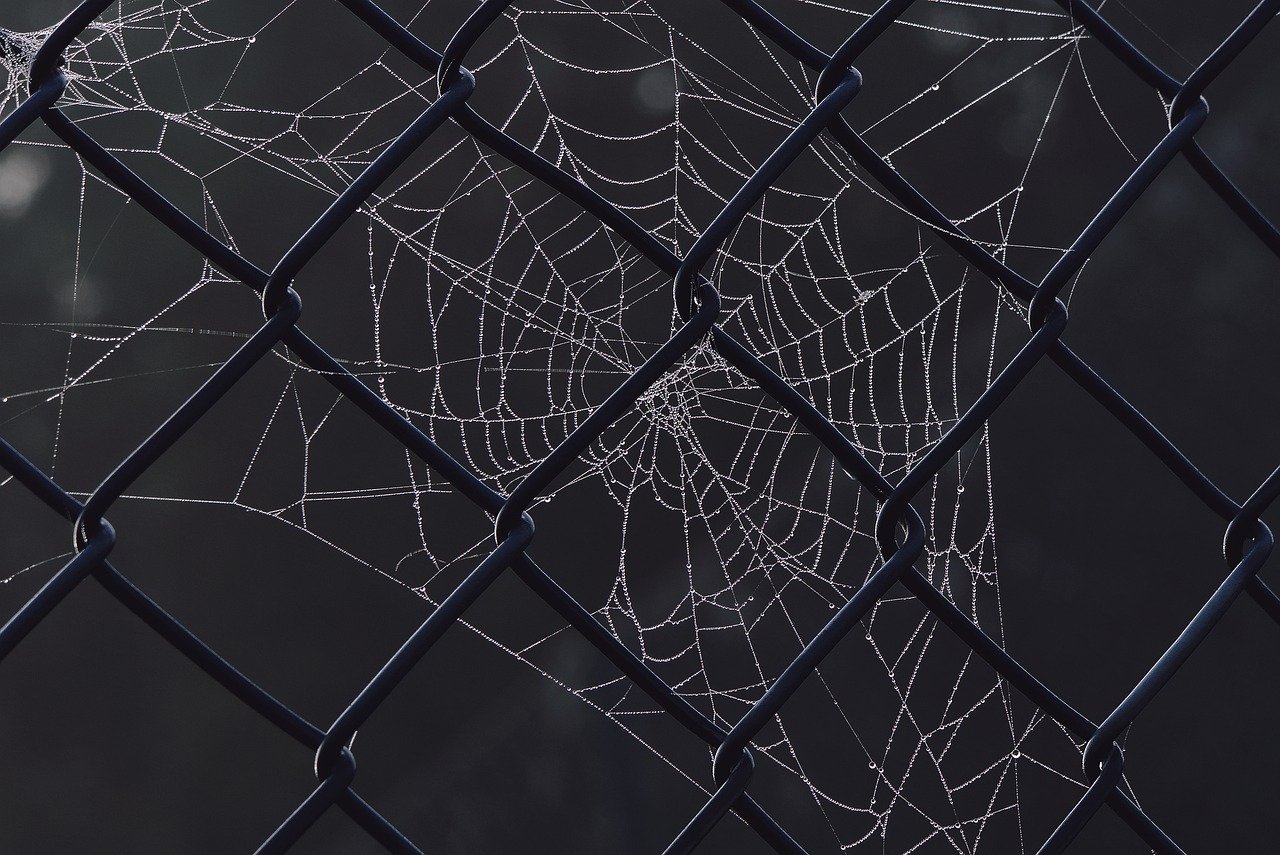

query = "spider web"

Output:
[[0, 0, 1176, 850]]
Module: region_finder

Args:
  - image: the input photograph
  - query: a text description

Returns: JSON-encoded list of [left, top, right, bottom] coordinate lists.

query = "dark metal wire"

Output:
[[0, 0, 1276, 851]]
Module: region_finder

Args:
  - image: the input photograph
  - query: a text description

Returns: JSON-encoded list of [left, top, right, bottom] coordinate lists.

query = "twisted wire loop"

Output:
[[0, 0, 1276, 851]]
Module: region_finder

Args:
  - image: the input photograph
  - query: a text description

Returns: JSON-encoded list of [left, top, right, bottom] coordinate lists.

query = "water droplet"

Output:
[[956, 484, 964, 493], [931, 84, 940, 91], [248, 36, 256, 44], [829, 602, 836, 609], [868, 761, 877, 769], [1012, 750, 1021, 759]]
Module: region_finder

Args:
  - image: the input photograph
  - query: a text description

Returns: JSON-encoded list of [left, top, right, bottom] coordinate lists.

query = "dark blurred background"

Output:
[[1, 1, 1279, 853]]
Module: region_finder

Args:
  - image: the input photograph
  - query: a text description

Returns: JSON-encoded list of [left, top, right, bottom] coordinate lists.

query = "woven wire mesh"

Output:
[[1, 1, 1278, 852]]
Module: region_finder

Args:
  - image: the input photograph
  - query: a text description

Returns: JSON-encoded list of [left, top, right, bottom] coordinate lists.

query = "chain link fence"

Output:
[[1, 0, 1277, 852]]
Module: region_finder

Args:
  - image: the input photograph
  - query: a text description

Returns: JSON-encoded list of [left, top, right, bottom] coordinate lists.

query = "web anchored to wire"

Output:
[[1, 1, 1278, 853]]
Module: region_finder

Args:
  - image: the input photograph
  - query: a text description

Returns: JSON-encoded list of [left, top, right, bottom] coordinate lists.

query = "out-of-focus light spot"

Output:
[[634, 66, 676, 114], [0, 147, 50, 219]]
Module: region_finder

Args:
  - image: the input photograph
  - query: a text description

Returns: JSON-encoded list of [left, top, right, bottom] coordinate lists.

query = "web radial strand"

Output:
[[0, 1, 1178, 851]]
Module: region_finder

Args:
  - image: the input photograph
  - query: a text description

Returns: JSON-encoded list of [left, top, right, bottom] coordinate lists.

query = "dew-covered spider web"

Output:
[[0, 0, 1184, 850]]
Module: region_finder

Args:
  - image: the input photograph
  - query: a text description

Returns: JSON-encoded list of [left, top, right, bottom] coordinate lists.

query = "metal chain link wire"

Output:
[[1, 0, 1278, 851]]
